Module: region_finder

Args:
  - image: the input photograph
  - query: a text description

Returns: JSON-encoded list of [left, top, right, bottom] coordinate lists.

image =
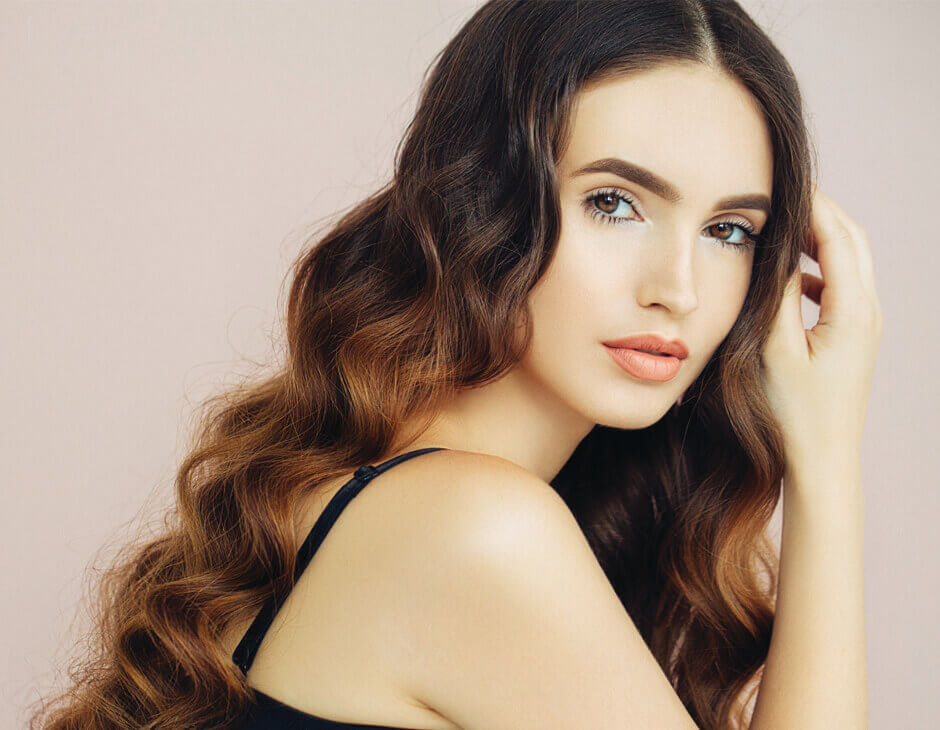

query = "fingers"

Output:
[[814, 187, 879, 303], [806, 184, 858, 296], [764, 267, 810, 363], [802, 271, 824, 305], [807, 184, 880, 329]]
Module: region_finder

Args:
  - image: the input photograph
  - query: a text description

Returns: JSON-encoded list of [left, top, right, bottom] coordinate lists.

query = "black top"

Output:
[[230, 446, 450, 729]]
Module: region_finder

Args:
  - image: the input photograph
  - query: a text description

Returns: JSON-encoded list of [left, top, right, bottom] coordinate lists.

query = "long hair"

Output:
[[29, 2, 813, 728]]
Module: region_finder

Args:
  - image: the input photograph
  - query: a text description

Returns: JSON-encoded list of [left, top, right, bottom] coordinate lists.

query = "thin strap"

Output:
[[232, 446, 448, 675]]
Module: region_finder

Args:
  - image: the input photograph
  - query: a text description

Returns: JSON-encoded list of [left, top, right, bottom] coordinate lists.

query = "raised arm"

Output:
[[751, 184, 880, 729], [748, 459, 867, 730]]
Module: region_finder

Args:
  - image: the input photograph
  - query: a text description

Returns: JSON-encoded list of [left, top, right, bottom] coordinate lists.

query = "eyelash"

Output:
[[581, 187, 765, 251]]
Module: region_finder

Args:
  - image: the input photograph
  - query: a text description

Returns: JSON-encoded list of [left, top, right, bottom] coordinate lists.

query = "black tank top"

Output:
[[230, 446, 450, 729]]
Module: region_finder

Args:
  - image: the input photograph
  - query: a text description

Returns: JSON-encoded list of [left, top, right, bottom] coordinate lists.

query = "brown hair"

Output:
[[29, 1, 813, 728]]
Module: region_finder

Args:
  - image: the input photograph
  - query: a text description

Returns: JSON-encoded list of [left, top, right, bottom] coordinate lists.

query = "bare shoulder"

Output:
[[368, 448, 588, 585], [230, 449, 561, 727], [328, 446, 585, 640], [379, 446, 611, 627], [337, 447, 567, 555], [372, 448, 700, 730], [410, 448, 591, 569], [383, 447, 566, 527]]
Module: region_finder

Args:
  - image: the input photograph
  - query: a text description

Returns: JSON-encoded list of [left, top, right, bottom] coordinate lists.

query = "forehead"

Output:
[[560, 63, 773, 200]]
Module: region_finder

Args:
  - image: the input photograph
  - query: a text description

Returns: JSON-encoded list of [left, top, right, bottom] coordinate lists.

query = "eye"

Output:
[[581, 187, 764, 252], [582, 189, 638, 225], [705, 221, 759, 249]]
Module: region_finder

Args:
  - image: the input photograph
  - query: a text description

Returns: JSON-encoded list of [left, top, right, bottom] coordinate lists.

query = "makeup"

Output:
[[601, 333, 689, 382], [603, 345, 683, 381]]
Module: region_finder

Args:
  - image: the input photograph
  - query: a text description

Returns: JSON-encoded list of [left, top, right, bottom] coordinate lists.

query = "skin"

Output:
[[226, 62, 881, 727], [399, 62, 773, 483], [382, 59, 881, 726]]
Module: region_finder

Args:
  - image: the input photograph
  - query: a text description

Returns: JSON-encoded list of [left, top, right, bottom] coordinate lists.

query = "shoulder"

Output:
[[359, 448, 583, 565], [304, 449, 700, 728], [333, 446, 595, 632], [375, 451, 698, 728], [306, 447, 573, 588], [294, 448, 585, 677], [385, 448, 617, 639], [383, 447, 605, 597], [359, 447, 607, 639]]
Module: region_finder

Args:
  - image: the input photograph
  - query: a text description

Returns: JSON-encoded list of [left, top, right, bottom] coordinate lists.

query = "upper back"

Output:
[[222, 447, 701, 729]]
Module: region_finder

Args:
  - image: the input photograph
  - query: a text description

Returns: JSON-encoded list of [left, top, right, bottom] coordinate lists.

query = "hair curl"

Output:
[[29, 1, 814, 728]]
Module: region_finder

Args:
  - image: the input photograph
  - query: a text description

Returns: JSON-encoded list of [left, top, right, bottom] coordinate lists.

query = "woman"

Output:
[[30, 1, 881, 729]]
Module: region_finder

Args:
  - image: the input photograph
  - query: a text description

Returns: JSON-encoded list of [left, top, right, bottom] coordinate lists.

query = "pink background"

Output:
[[3, 1, 936, 727]]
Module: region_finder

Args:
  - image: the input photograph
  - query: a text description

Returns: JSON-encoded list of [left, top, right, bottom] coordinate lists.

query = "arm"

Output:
[[390, 450, 867, 729], [749, 458, 868, 730], [752, 185, 879, 728]]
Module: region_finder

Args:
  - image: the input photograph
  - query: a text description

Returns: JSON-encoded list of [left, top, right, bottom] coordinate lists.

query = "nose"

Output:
[[634, 236, 699, 315]]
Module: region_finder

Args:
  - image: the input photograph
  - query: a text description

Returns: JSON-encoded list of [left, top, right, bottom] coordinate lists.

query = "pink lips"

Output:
[[601, 333, 689, 382]]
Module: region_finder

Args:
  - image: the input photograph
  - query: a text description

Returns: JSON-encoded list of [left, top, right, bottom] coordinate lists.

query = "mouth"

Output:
[[603, 344, 684, 382], [601, 333, 690, 360], [632, 348, 673, 357]]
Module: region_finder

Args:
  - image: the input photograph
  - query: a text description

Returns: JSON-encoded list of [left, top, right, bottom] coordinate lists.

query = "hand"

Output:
[[760, 185, 883, 476]]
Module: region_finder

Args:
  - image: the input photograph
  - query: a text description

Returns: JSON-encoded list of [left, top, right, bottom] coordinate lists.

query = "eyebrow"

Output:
[[570, 157, 771, 215]]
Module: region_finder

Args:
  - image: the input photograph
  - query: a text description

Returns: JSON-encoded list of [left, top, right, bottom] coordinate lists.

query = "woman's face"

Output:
[[520, 63, 773, 429]]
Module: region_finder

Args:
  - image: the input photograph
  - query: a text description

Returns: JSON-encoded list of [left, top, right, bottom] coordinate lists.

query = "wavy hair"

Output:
[[29, 1, 813, 728]]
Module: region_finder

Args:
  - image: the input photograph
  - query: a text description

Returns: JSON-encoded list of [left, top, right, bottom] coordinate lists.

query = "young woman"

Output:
[[30, 1, 881, 729]]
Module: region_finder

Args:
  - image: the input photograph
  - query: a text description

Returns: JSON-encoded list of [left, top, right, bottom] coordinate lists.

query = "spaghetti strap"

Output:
[[231, 446, 448, 675]]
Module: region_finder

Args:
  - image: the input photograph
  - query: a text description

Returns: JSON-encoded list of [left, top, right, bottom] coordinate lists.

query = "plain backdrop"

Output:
[[2, 1, 937, 728]]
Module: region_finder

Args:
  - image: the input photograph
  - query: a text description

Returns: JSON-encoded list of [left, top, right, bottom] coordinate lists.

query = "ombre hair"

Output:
[[30, 2, 813, 728]]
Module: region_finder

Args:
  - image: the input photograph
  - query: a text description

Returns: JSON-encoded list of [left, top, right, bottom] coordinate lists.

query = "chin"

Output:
[[587, 395, 678, 431]]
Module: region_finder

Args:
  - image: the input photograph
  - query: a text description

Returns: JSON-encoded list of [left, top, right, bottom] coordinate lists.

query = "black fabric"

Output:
[[230, 446, 449, 729]]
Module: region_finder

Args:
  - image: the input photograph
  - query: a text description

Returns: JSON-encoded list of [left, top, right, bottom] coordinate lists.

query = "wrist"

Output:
[[782, 455, 865, 512], [783, 442, 861, 479]]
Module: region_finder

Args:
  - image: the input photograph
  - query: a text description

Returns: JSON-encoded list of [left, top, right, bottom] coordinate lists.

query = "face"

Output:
[[519, 62, 774, 429]]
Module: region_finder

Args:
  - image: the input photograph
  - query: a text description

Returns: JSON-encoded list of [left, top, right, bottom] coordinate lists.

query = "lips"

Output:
[[601, 332, 689, 382], [601, 333, 689, 359], [604, 345, 683, 381]]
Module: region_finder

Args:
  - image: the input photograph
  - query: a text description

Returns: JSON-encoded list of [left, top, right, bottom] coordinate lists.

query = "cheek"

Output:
[[698, 256, 754, 339], [527, 230, 618, 341]]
